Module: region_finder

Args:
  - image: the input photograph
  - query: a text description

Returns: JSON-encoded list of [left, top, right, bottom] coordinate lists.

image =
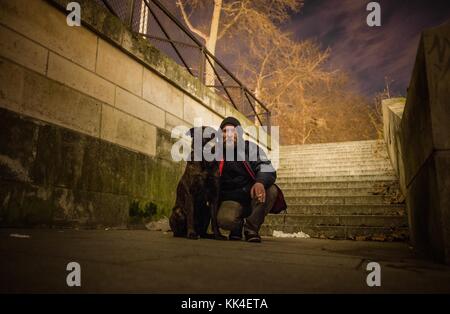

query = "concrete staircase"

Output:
[[261, 140, 409, 241]]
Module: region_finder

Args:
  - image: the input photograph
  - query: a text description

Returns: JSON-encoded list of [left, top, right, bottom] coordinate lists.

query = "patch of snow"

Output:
[[10, 233, 31, 239], [145, 217, 170, 231], [273, 230, 310, 238]]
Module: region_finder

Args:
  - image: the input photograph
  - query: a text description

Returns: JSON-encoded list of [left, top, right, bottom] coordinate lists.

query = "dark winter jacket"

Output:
[[220, 140, 276, 206]]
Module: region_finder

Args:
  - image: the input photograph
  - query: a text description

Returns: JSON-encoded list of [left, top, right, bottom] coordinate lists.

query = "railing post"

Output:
[[198, 47, 205, 84], [134, 0, 271, 124], [125, 0, 136, 29]]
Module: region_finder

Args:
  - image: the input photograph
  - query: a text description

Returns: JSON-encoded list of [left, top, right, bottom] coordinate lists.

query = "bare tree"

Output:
[[176, 0, 376, 145], [303, 76, 378, 144], [233, 19, 338, 139], [369, 76, 394, 139], [176, 0, 302, 86]]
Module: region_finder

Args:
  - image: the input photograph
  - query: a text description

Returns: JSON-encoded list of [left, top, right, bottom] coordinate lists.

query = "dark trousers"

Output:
[[217, 185, 278, 235]]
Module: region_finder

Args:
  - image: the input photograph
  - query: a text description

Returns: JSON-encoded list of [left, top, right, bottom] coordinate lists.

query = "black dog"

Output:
[[169, 126, 226, 240]]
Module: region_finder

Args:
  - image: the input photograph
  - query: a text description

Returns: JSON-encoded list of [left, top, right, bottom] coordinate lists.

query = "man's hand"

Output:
[[251, 182, 266, 203]]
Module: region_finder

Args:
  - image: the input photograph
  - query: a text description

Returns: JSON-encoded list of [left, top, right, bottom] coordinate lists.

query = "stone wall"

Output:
[[382, 98, 407, 195], [383, 22, 450, 264], [0, 0, 272, 227]]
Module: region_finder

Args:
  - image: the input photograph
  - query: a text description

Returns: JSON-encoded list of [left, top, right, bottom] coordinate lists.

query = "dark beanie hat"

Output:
[[220, 116, 241, 129]]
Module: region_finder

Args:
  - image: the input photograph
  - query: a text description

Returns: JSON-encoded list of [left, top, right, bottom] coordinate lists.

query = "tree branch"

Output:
[[218, 2, 245, 40], [176, 0, 208, 41]]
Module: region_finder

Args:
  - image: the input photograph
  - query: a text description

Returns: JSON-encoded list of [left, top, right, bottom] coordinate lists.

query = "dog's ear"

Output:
[[185, 127, 195, 138]]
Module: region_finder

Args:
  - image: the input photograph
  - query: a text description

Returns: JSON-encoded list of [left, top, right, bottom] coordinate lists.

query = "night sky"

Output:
[[288, 0, 450, 97]]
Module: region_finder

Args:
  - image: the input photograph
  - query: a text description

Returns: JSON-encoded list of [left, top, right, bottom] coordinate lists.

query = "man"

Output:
[[217, 116, 278, 243]]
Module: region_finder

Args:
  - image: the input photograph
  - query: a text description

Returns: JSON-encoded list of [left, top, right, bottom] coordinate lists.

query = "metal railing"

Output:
[[96, 0, 271, 128]]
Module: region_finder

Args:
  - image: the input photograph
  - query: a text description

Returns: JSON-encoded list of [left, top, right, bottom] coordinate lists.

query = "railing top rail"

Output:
[[100, 0, 271, 125], [146, 0, 270, 113]]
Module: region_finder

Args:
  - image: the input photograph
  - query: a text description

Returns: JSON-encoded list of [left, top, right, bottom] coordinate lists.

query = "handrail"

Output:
[[100, 0, 271, 128]]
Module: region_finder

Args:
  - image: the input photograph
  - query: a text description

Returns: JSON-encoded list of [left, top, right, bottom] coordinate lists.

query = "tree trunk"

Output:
[[204, 0, 222, 87], [298, 84, 307, 144]]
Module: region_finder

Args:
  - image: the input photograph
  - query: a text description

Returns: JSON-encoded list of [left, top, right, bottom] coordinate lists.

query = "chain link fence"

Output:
[[95, 0, 271, 128]]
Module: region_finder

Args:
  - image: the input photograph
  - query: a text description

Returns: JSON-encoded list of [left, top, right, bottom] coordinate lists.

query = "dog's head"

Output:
[[186, 126, 217, 150], [186, 126, 219, 170]]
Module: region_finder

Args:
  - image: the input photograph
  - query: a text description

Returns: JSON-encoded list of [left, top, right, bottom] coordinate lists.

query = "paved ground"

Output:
[[1, 228, 450, 293]]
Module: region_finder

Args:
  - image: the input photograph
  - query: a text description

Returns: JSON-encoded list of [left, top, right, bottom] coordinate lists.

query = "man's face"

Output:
[[222, 125, 237, 146]]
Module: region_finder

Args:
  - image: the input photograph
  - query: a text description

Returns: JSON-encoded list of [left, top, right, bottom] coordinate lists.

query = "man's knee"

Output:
[[266, 185, 279, 202], [217, 201, 242, 230]]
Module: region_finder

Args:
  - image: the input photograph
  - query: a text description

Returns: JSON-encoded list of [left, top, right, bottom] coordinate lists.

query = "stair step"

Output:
[[279, 149, 387, 157], [276, 174, 398, 183], [279, 147, 382, 154], [279, 156, 389, 162], [276, 180, 398, 189], [265, 214, 408, 228], [282, 187, 397, 197], [284, 195, 400, 205], [277, 163, 392, 172], [269, 140, 407, 241], [277, 170, 395, 177], [280, 144, 385, 150], [285, 204, 405, 215], [280, 148, 387, 152], [278, 162, 391, 168], [278, 165, 392, 171], [279, 142, 384, 151], [278, 159, 392, 166], [260, 224, 409, 240]]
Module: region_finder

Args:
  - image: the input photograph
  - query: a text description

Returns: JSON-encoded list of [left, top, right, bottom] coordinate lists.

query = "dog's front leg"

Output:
[[211, 192, 226, 241], [185, 198, 198, 240]]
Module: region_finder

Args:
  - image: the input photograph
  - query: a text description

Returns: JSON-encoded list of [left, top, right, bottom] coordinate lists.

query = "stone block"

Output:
[[142, 68, 183, 118], [22, 70, 102, 137], [156, 128, 177, 162], [165, 112, 190, 133], [406, 152, 443, 262], [0, 0, 97, 71], [1, 58, 102, 137], [210, 114, 223, 129], [96, 39, 143, 97], [183, 94, 213, 126], [0, 24, 48, 74], [79, 136, 135, 196], [0, 58, 24, 112], [434, 150, 450, 264], [100, 105, 156, 156], [47, 52, 115, 105], [0, 107, 38, 183], [382, 98, 407, 194], [400, 37, 434, 187], [422, 23, 450, 150], [115, 87, 165, 129], [31, 123, 87, 189]]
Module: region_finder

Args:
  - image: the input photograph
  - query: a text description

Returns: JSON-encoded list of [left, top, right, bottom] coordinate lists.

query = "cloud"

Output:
[[290, 0, 450, 96]]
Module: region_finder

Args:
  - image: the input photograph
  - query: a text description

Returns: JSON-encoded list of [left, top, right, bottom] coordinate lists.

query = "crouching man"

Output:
[[217, 117, 278, 243]]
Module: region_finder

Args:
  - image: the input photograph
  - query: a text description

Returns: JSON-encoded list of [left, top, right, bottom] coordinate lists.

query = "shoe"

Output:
[[229, 234, 242, 241], [244, 231, 261, 243], [229, 224, 243, 241]]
